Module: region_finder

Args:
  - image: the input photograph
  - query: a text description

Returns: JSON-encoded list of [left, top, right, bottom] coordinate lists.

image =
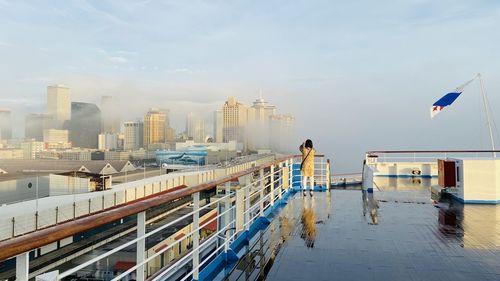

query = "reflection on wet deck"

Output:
[[266, 185, 500, 281]]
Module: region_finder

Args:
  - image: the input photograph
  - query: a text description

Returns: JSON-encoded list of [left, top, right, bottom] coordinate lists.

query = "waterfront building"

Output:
[[47, 85, 71, 128], [0, 148, 23, 159], [67, 102, 101, 148], [0, 108, 12, 140], [37, 149, 92, 161]]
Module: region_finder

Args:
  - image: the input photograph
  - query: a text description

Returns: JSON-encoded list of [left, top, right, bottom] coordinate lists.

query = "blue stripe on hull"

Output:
[[449, 193, 500, 204]]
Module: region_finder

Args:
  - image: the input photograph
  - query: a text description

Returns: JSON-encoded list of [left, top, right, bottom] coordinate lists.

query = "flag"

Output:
[[430, 78, 475, 118]]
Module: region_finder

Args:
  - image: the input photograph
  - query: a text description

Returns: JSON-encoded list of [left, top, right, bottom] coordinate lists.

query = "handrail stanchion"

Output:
[[136, 211, 146, 281], [289, 159, 293, 190], [192, 192, 200, 280], [259, 169, 264, 216], [244, 177, 251, 231], [278, 163, 283, 199], [16, 252, 29, 281], [270, 165, 275, 206], [326, 159, 331, 191], [224, 182, 231, 253]]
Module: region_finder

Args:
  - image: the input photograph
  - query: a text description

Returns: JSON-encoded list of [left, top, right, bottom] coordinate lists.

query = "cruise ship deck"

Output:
[[265, 184, 500, 281], [3, 155, 500, 281]]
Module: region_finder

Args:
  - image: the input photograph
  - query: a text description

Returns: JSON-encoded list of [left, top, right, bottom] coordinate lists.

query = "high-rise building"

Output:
[[100, 96, 121, 133], [25, 113, 54, 141], [66, 102, 101, 148], [47, 85, 71, 128], [144, 109, 166, 145], [222, 97, 254, 149], [270, 114, 295, 153], [165, 127, 176, 142], [247, 97, 276, 150], [251, 97, 276, 121], [124, 121, 144, 150], [214, 110, 223, 143], [98, 133, 118, 150], [186, 113, 206, 143], [0, 108, 12, 140]]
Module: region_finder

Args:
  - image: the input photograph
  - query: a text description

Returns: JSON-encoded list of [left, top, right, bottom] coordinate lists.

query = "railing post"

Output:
[[225, 182, 231, 252], [193, 191, 200, 280], [277, 163, 283, 199], [244, 177, 250, 231], [137, 211, 146, 281], [16, 252, 29, 281], [326, 159, 331, 190], [270, 165, 275, 206], [259, 169, 264, 216], [235, 188, 244, 232], [289, 158, 293, 190]]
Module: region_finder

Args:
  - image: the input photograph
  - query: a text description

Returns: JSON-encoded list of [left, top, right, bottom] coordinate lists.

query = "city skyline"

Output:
[[1, 1, 500, 172], [1, 83, 292, 141]]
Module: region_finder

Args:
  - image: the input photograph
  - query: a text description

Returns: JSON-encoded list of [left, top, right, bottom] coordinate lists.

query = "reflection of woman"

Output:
[[300, 139, 316, 196]]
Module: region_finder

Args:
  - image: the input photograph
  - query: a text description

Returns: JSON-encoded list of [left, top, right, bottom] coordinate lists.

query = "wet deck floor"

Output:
[[266, 184, 500, 281]]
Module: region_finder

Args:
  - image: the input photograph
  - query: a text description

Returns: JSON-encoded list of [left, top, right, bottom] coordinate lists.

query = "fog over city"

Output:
[[2, 1, 500, 172]]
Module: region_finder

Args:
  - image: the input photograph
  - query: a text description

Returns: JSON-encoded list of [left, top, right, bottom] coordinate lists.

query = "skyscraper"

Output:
[[47, 85, 71, 128], [144, 109, 166, 145], [101, 96, 121, 133], [186, 113, 205, 143], [0, 108, 12, 140], [124, 121, 144, 150], [66, 102, 101, 148], [214, 110, 223, 143], [251, 97, 276, 121], [248, 97, 276, 150], [222, 97, 253, 149], [25, 113, 54, 141], [270, 114, 295, 153]]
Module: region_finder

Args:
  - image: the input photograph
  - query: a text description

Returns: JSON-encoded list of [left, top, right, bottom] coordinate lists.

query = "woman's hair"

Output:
[[305, 139, 313, 149]]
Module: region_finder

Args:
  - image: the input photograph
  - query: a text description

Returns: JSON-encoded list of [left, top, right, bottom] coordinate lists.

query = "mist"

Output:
[[1, 1, 500, 173]]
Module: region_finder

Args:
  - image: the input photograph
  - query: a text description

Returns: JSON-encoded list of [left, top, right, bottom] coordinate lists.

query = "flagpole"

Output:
[[478, 73, 497, 158]]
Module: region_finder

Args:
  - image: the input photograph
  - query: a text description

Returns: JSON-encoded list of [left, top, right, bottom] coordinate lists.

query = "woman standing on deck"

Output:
[[300, 139, 316, 196]]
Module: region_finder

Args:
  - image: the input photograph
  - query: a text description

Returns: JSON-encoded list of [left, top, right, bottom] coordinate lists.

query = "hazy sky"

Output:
[[1, 0, 500, 172]]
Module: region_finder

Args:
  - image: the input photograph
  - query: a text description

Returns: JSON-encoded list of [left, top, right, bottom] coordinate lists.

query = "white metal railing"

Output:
[[366, 150, 500, 164], [5, 155, 330, 281], [56, 159, 293, 281], [0, 173, 195, 241]]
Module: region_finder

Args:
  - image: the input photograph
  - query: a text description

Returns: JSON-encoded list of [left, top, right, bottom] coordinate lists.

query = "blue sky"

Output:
[[1, 0, 500, 172]]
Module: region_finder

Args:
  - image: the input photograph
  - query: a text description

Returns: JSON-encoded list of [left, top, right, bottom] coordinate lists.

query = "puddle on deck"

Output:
[[265, 182, 500, 281]]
